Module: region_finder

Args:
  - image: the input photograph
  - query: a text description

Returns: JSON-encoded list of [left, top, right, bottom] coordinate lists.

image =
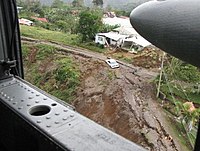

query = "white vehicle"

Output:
[[105, 59, 119, 69], [19, 18, 33, 26]]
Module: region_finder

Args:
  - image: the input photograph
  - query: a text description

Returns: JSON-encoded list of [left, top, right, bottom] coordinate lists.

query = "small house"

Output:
[[95, 32, 127, 47]]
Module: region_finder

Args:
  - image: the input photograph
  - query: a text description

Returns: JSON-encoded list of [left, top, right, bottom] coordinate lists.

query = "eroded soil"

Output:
[[71, 55, 184, 151], [22, 38, 189, 151]]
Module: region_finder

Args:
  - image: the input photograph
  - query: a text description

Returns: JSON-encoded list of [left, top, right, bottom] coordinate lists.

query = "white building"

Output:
[[99, 17, 151, 51]]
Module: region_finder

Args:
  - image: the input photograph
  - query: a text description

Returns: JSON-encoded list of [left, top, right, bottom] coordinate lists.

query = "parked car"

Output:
[[105, 59, 119, 69]]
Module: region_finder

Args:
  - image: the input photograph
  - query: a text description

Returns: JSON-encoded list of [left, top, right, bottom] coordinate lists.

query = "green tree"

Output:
[[51, 0, 64, 8], [29, 1, 45, 17], [92, 0, 103, 8], [72, 0, 83, 7], [77, 9, 103, 41]]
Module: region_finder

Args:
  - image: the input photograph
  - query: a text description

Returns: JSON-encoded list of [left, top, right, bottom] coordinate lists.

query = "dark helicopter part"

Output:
[[130, 0, 200, 67], [0, 0, 23, 79], [130, 0, 200, 150]]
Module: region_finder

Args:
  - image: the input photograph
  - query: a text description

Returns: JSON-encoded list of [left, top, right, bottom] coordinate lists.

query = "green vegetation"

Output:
[[155, 57, 200, 148], [92, 0, 103, 8], [20, 25, 106, 53], [22, 43, 80, 103], [76, 9, 103, 41], [20, 25, 78, 45], [112, 53, 133, 64]]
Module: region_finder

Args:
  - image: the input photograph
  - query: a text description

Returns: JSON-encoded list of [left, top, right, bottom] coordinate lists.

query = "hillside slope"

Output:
[[40, 0, 150, 10]]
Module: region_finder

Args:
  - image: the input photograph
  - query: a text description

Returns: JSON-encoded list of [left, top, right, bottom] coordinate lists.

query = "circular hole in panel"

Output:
[[51, 103, 57, 107], [29, 105, 51, 116]]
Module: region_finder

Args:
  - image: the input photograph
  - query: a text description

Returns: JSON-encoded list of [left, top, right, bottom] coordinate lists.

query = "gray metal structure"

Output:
[[0, 77, 146, 151], [0, 0, 146, 151]]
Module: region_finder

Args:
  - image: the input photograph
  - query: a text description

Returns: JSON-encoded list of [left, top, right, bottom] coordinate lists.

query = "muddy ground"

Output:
[[70, 55, 186, 151], [22, 38, 189, 151]]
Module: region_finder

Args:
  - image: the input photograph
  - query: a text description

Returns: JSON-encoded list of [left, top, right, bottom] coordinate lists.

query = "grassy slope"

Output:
[[20, 25, 78, 45], [22, 43, 80, 103], [20, 25, 105, 53]]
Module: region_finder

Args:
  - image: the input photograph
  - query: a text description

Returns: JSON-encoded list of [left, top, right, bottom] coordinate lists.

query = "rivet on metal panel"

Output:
[[9, 98, 13, 101], [70, 114, 74, 117], [3, 94, 6, 97], [13, 102, 17, 105], [55, 112, 60, 116], [46, 116, 51, 119], [27, 104, 31, 106], [46, 125, 51, 128], [1, 91, 3, 95], [18, 107, 22, 110], [62, 117, 67, 121], [55, 121, 59, 124], [37, 120, 42, 124], [35, 100, 39, 103], [43, 98, 47, 100], [63, 109, 68, 112], [28, 96, 33, 99], [28, 89, 30, 92], [36, 94, 40, 97], [6, 96, 10, 99], [21, 99, 24, 102]]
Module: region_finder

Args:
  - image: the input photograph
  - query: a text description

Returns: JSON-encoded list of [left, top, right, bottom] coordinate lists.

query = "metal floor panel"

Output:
[[0, 77, 146, 151]]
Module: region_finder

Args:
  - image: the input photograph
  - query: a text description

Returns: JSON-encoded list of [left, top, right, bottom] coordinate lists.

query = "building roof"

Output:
[[125, 36, 151, 47], [102, 17, 132, 28], [97, 32, 127, 41], [31, 17, 48, 23], [113, 26, 138, 35]]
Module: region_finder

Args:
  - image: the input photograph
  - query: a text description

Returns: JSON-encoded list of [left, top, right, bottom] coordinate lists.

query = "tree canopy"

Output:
[[77, 9, 103, 41], [92, 0, 103, 8], [72, 0, 83, 7]]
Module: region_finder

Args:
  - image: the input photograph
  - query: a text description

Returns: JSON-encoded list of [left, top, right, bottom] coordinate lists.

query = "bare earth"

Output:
[[71, 56, 186, 151], [22, 37, 189, 151]]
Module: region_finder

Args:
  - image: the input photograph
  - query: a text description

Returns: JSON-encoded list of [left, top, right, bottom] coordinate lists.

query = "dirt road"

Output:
[[22, 37, 188, 151]]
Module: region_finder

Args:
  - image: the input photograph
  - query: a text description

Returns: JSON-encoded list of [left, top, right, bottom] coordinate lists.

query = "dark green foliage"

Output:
[[51, 0, 64, 8], [92, 0, 103, 7], [77, 9, 103, 41], [166, 58, 200, 83], [17, 1, 45, 17], [72, 0, 83, 7], [100, 24, 119, 33], [54, 58, 80, 87], [23, 43, 80, 103], [115, 10, 130, 17], [35, 44, 56, 60]]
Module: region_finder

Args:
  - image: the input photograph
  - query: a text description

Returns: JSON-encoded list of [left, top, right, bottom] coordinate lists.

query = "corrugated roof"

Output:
[[97, 33, 127, 41], [125, 36, 151, 47], [113, 26, 138, 35], [102, 17, 132, 28]]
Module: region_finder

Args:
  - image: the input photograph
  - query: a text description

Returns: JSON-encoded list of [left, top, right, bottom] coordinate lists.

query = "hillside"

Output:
[[40, 0, 150, 10], [20, 24, 196, 150]]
